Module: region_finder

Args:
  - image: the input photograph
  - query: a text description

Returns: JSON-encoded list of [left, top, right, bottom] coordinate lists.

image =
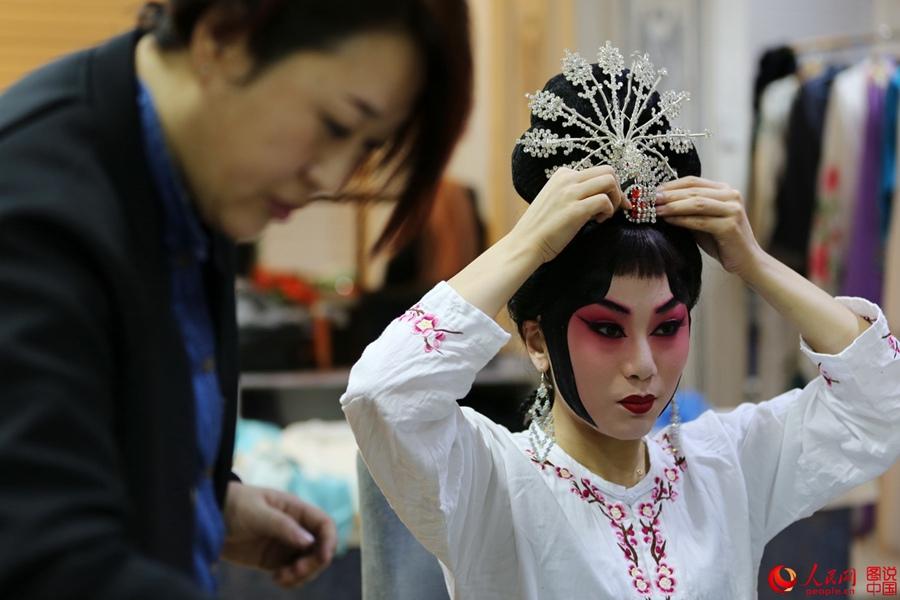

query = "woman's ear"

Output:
[[522, 320, 550, 373]]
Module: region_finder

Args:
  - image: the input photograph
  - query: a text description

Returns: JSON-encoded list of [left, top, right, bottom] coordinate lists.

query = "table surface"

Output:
[[240, 354, 536, 391]]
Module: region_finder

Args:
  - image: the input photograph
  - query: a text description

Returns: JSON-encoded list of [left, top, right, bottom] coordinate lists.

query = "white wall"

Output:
[[876, 0, 900, 29]]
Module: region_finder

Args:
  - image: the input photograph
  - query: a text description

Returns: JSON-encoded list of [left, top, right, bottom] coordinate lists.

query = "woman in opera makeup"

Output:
[[343, 51, 900, 599]]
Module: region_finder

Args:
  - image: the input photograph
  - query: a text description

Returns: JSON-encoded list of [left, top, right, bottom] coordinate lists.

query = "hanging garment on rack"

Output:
[[753, 46, 799, 116], [751, 75, 804, 402], [882, 118, 900, 557], [843, 65, 893, 302], [749, 47, 799, 234], [885, 107, 900, 328], [751, 75, 800, 248], [769, 65, 843, 275], [808, 61, 869, 292], [880, 66, 900, 242]]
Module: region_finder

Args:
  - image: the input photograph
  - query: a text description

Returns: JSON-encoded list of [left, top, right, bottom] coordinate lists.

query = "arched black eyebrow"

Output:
[[655, 297, 681, 314], [596, 296, 680, 315], [596, 299, 630, 314]]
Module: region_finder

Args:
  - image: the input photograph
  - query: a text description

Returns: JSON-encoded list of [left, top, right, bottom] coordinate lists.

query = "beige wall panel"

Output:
[[0, 1, 139, 90]]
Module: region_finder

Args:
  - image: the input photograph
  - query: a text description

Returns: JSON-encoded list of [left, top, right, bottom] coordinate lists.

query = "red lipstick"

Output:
[[618, 394, 656, 414]]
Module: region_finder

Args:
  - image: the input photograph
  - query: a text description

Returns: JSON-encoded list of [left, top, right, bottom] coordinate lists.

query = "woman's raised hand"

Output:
[[655, 176, 764, 278], [447, 165, 624, 317], [510, 165, 626, 265], [655, 175, 870, 354]]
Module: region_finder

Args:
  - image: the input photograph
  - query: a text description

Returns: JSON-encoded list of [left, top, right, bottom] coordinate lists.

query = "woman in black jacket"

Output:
[[0, 1, 472, 597]]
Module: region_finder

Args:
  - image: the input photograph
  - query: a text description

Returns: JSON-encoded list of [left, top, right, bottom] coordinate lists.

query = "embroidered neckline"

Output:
[[527, 433, 685, 599]]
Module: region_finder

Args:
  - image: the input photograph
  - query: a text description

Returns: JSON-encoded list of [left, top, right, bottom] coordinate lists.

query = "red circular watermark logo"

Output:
[[768, 565, 798, 594]]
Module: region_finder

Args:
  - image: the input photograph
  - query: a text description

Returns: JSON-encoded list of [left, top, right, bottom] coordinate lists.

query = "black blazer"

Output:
[[0, 31, 238, 599]]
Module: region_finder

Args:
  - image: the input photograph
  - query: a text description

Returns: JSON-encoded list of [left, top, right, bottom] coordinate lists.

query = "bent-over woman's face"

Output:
[[191, 30, 423, 241], [563, 274, 691, 440]]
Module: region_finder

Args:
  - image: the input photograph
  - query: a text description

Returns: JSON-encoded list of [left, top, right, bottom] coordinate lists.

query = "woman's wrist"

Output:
[[447, 231, 544, 318], [500, 229, 545, 273], [735, 247, 777, 290], [738, 248, 868, 354]]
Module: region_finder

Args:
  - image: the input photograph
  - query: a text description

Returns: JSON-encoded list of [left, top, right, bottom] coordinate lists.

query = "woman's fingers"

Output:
[[573, 164, 616, 182], [579, 193, 615, 223], [655, 186, 741, 205], [574, 174, 624, 208], [548, 165, 626, 209], [659, 214, 718, 231], [655, 197, 739, 218], [273, 554, 326, 588], [572, 172, 618, 196], [658, 176, 730, 191]]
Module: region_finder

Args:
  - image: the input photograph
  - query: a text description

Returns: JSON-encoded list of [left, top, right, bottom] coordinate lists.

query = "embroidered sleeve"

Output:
[[396, 305, 463, 354], [799, 297, 895, 389], [341, 282, 512, 569], [692, 297, 900, 552]]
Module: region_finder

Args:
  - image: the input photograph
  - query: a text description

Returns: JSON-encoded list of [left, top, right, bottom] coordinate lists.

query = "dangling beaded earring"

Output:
[[669, 392, 681, 454], [528, 371, 555, 463]]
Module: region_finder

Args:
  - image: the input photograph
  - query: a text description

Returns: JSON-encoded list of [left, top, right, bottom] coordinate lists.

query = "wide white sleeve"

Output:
[[341, 282, 513, 570], [686, 297, 900, 548]]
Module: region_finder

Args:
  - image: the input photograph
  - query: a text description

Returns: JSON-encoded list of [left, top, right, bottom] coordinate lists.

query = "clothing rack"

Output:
[[791, 24, 895, 54]]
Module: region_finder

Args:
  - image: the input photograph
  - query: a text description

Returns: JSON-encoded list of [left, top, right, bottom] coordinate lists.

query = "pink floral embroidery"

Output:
[[638, 502, 656, 520], [556, 466, 574, 480], [529, 448, 683, 599], [884, 333, 899, 359], [657, 563, 677, 594], [633, 576, 652, 596], [658, 433, 687, 472], [639, 475, 679, 592], [607, 502, 627, 522], [396, 305, 462, 354], [817, 362, 840, 387]]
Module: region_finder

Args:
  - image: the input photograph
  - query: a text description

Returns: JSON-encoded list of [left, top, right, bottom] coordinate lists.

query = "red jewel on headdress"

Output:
[[629, 186, 642, 220], [624, 183, 658, 223]]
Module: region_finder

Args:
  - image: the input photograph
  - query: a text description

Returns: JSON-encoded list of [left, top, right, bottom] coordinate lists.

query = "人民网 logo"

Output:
[[768, 565, 798, 594]]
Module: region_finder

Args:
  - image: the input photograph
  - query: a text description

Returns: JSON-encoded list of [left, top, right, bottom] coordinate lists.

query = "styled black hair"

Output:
[[139, 0, 473, 253], [509, 214, 703, 427], [508, 62, 703, 427], [507, 213, 703, 336]]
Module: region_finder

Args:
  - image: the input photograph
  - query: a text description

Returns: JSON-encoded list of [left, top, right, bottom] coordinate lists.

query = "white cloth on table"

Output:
[[342, 282, 900, 599]]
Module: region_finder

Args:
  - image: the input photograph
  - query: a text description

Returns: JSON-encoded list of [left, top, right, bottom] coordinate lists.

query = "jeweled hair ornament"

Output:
[[516, 42, 711, 224]]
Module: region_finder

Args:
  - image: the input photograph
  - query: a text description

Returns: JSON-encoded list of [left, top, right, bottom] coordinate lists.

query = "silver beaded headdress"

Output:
[[516, 42, 710, 224]]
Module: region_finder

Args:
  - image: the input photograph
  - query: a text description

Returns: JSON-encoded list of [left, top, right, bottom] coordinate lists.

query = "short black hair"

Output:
[[139, 0, 473, 253], [507, 212, 702, 337]]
